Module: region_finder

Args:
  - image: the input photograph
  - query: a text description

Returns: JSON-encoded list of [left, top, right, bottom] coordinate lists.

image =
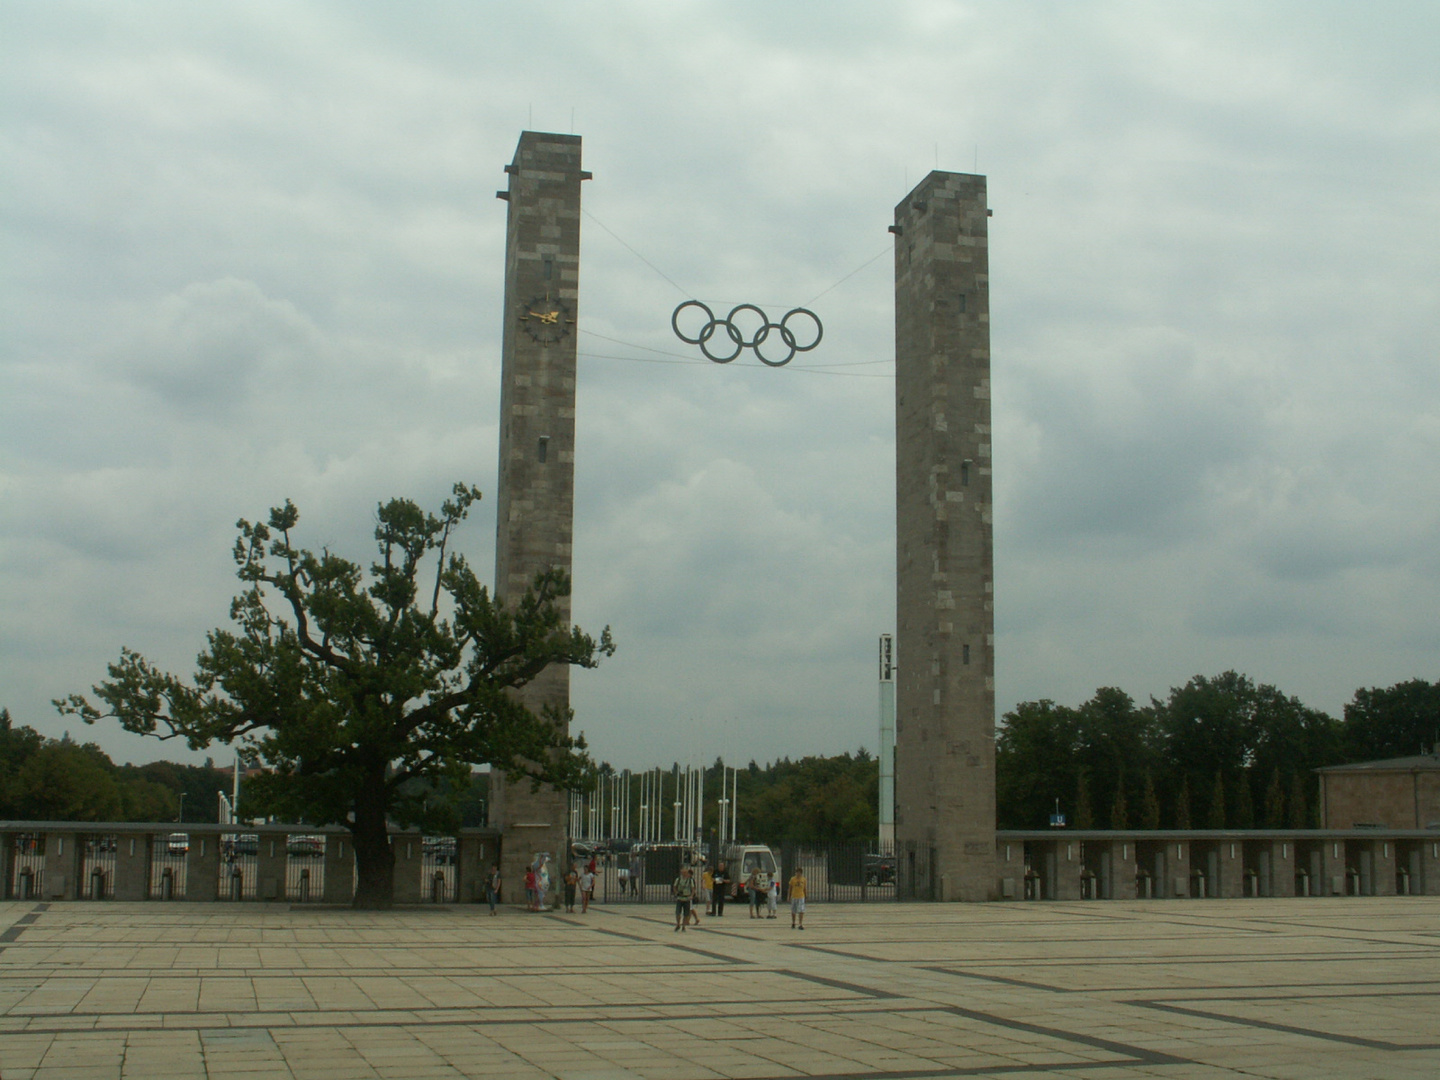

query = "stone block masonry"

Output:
[[489, 132, 589, 899], [892, 171, 996, 901]]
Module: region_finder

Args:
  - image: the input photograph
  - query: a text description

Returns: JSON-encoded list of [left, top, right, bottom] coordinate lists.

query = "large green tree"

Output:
[[58, 485, 613, 908], [996, 699, 1080, 828], [1154, 672, 1339, 829], [1342, 679, 1440, 761]]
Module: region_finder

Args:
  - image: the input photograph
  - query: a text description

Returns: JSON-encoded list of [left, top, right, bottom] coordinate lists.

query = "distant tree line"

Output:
[[996, 674, 1440, 830], [0, 709, 231, 823], [7, 673, 1434, 836], [730, 750, 879, 843], [584, 751, 881, 848]]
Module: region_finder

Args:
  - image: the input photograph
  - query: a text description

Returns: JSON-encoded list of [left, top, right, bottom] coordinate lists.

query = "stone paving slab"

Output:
[[0, 898, 1437, 1078]]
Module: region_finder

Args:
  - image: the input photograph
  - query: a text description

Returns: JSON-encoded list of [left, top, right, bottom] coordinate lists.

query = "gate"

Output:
[[80, 834, 117, 899], [422, 837, 456, 902], [150, 834, 188, 899], [220, 834, 258, 900], [286, 835, 326, 903], [10, 834, 45, 899]]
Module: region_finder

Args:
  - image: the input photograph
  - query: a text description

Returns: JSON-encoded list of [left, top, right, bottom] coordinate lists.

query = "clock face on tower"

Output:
[[520, 293, 574, 343]]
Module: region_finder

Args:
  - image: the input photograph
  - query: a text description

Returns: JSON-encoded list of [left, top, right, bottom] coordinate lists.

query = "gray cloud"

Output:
[[2, 1, 1437, 772]]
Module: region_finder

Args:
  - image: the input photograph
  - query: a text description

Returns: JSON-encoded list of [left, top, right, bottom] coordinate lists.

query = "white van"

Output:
[[723, 844, 778, 899]]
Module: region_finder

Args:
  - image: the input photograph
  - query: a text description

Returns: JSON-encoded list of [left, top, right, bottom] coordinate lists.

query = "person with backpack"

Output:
[[672, 865, 697, 932]]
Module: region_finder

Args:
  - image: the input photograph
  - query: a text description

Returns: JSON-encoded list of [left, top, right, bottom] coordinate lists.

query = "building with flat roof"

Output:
[[1317, 753, 1440, 829]]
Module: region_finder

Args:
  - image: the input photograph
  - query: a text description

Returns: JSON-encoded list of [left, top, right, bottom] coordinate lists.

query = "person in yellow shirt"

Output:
[[787, 866, 807, 930]]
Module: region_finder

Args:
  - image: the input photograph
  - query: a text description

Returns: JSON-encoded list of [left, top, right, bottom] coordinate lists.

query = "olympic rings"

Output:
[[671, 301, 823, 367]]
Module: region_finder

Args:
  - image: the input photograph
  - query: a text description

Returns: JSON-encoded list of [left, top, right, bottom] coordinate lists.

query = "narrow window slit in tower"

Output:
[[537, 436, 549, 463], [543, 257, 553, 280], [962, 643, 971, 665], [961, 460, 971, 485], [957, 293, 967, 313]]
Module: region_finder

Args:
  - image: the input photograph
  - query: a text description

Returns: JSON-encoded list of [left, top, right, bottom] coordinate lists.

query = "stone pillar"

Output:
[[1217, 841, 1244, 899], [1050, 839, 1082, 900], [43, 831, 79, 900], [0, 832, 15, 900], [997, 839, 1022, 899], [1266, 839, 1294, 896], [323, 834, 354, 905], [1419, 838, 1440, 896], [112, 833, 150, 901], [256, 835, 288, 901], [392, 833, 424, 904], [491, 130, 589, 895], [892, 170, 996, 902], [1372, 839, 1397, 897], [1167, 840, 1191, 898], [1107, 839, 1138, 900], [1316, 838, 1345, 896], [186, 834, 220, 902]]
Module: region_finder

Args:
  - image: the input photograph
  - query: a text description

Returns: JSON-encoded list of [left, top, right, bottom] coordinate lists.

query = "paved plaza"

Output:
[[1, 896, 1437, 1079]]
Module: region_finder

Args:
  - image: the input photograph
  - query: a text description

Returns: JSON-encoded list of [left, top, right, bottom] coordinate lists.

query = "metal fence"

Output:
[[9, 833, 45, 899], [149, 834, 188, 899], [79, 834, 117, 900], [422, 837, 456, 903], [286, 835, 326, 902], [219, 833, 259, 900], [585, 840, 926, 906]]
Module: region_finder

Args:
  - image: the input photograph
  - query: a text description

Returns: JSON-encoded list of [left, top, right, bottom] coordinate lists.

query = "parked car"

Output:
[[223, 835, 258, 861], [286, 836, 325, 858], [863, 853, 896, 886], [423, 838, 456, 865]]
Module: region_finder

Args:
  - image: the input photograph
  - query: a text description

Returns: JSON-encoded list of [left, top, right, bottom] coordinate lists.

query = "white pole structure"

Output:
[[638, 771, 645, 843], [648, 768, 657, 843], [717, 760, 729, 849], [730, 766, 738, 844], [672, 766, 681, 842], [681, 765, 690, 848], [687, 765, 696, 850], [878, 633, 897, 852]]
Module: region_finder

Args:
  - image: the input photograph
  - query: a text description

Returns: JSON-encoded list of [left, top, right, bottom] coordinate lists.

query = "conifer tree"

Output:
[[1140, 773, 1161, 830]]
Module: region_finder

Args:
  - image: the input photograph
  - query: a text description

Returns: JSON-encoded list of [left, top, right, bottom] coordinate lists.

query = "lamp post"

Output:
[[177, 792, 186, 824]]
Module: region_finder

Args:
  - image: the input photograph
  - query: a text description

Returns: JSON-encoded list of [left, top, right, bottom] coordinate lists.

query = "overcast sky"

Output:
[[3, 2, 1437, 774]]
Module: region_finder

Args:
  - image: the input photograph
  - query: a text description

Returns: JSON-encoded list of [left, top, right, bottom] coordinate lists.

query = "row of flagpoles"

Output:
[[567, 764, 740, 847]]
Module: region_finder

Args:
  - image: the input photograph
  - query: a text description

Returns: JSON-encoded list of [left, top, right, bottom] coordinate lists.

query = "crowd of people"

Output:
[[483, 851, 810, 930], [672, 859, 806, 931]]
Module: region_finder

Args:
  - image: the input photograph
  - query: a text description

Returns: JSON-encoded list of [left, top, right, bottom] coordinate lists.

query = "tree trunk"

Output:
[[351, 785, 395, 909]]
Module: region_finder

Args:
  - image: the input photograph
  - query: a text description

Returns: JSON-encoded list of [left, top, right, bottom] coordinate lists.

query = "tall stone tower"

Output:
[[892, 171, 996, 901], [491, 131, 589, 893]]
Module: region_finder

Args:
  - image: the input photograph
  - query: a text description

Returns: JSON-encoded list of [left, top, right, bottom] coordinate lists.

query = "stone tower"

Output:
[[892, 170, 996, 901], [490, 131, 589, 894]]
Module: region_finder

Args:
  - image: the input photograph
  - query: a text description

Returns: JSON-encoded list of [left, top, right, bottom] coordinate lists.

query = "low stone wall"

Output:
[[997, 829, 1440, 900], [0, 822, 499, 903], [6, 823, 1436, 903]]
